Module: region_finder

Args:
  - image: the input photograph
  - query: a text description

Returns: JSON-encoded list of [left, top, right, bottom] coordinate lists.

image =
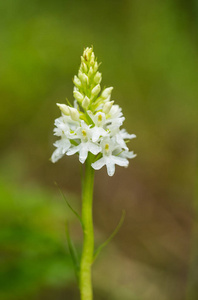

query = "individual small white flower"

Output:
[[88, 111, 108, 142], [108, 128, 136, 150], [67, 121, 101, 163], [53, 114, 79, 138], [91, 137, 129, 176], [106, 104, 125, 127], [53, 118, 69, 137], [51, 138, 71, 163]]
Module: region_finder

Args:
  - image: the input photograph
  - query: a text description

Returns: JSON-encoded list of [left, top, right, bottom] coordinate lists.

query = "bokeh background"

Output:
[[0, 0, 198, 299]]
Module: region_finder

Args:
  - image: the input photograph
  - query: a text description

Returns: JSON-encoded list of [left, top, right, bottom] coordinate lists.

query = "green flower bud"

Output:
[[90, 52, 95, 65], [83, 47, 92, 61], [81, 62, 88, 73], [103, 101, 114, 114], [94, 72, 102, 84], [91, 84, 101, 97], [78, 70, 89, 84], [82, 96, 90, 109], [101, 87, 113, 99], [69, 107, 79, 121], [56, 103, 70, 115], [88, 66, 94, 77], [73, 90, 84, 102], [93, 61, 98, 73], [73, 75, 81, 87]]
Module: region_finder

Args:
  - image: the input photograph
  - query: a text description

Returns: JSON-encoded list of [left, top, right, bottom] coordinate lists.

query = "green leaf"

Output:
[[93, 210, 126, 262], [65, 221, 80, 285], [55, 182, 83, 228]]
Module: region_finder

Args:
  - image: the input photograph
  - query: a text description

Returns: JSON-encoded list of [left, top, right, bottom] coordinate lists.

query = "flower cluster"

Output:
[[51, 47, 136, 176]]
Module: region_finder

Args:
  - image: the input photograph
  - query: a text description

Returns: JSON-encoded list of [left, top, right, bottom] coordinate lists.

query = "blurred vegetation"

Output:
[[0, 165, 78, 300], [0, 0, 198, 299]]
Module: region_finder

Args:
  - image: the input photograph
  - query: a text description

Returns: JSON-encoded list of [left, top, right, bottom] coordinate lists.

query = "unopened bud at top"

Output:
[[103, 101, 114, 114], [101, 87, 113, 99], [83, 47, 93, 61], [82, 96, 90, 109], [73, 90, 84, 103], [56, 103, 70, 116], [91, 84, 101, 97]]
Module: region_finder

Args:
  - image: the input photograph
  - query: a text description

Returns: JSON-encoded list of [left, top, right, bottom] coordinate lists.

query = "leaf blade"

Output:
[[55, 182, 83, 228], [93, 210, 126, 262]]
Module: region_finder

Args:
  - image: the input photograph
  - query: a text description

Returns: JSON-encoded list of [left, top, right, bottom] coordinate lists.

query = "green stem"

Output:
[[80, 154, 95, 300]]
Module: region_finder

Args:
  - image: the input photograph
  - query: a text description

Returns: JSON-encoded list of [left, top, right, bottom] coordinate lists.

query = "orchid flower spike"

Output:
[[51, 46, 136, 176]]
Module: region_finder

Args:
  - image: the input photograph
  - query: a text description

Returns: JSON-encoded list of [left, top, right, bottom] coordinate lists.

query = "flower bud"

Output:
[[91, 84, 101, 97], [103, 101, 114, 114], [90, 52, 95, 65], [73, 75, 81, 87], [69, 107, 79, 121], [83, 47, 92, 61], [93, 61, 98, 73], [101, 87, 113, 99], [81, 62, 88, 73], [56, 103, 70, 115], [73, 90, 84, 103], [78, 70, 89, 84], [82, 96, 90, 109], [94, 72, 102, 84], [81, 55, 86, 64], [88, 66, 94, 77]]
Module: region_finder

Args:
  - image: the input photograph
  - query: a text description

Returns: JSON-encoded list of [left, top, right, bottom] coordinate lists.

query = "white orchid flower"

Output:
[[66, 121, 101, 163], [91, 137, 129, 176]]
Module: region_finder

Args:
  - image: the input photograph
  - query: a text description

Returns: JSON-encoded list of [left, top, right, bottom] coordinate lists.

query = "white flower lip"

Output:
[[51, 47, 136, 176]]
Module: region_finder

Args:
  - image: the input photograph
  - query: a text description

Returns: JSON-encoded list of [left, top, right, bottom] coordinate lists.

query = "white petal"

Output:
[[106, 161, 115, 176], [120, 129, 136, 140], [51, 148, 64, 163], [79, 145, 88, 163], [54, 139, 71, 152], [66, 145, 80, 156], [122, 151, 137, 159], [91, 157, 106, 170], [112, 155, 129, 167], [92, 127, 107, 142], [87, 142, 101, 155], [116, 135, 128, 150]]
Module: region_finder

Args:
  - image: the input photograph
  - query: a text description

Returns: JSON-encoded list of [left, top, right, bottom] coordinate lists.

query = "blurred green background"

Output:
[[0, 0, 198, 299]]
